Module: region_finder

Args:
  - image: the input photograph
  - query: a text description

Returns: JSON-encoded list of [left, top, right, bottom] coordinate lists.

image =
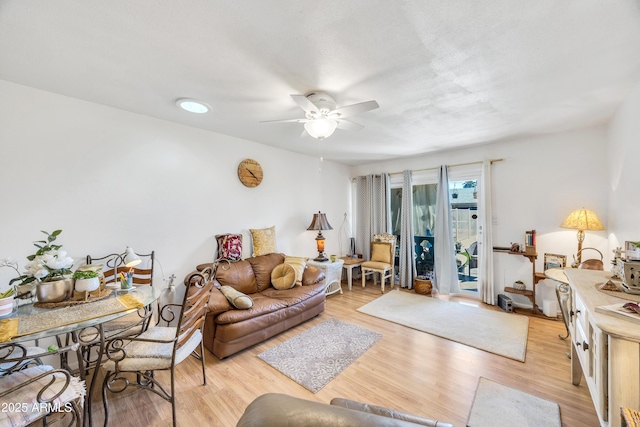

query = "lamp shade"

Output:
[[560, 209, 605, 231], [124, 246, 142, 268], [304, 118, 337, 140], [307, 212, 333, 231]]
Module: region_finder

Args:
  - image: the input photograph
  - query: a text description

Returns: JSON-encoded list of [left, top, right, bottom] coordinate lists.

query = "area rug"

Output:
[[467, 377, 561, 427], [357, 290, 528, 361], [257, 318, 382, 393]]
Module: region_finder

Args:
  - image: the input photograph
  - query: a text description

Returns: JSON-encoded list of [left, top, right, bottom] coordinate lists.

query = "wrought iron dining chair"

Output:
[[101, 266, 215, 427], [361, 233, 397, 293], [57, 250, 155, 378], [0, 343, 46, 377], [0, 364, 85, 427], [86, 249, 156, 334]]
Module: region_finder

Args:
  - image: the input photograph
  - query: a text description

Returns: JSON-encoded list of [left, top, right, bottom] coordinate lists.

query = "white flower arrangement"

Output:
[[16, 230, 74, 284]]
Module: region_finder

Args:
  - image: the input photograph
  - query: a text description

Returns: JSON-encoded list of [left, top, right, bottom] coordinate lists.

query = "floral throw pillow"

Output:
[[249, 226, 277, 257], [215, 234, 243, 261]]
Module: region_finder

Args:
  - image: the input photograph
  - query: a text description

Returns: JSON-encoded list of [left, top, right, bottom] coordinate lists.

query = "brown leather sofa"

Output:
[[198, 253, 326, 359], [236, 393, 455, 427]]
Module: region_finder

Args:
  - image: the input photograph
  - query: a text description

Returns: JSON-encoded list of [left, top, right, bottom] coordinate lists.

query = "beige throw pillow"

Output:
[[284, 255, 308, 286], [219, 285, 254, 309], [249, 226, 277, 257], [371, 242, 393, 264], [271, 263, 296, 290]]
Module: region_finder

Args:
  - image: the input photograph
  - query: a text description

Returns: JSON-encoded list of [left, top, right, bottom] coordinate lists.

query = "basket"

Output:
[[414, 277, 432, 295]]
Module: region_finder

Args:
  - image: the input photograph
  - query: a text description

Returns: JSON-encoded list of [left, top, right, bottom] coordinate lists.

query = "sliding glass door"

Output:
[[389, 168, 481, 297]]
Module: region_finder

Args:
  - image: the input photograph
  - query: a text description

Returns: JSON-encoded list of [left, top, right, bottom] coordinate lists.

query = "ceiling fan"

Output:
[[262, 91, 379, 140]]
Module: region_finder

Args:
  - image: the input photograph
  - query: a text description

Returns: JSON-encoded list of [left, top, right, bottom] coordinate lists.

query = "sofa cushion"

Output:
[[271, 263, 296, 290], [247, 253, 286, 292], [284, 255, 308, 286], [216, 233, 243, 261], [216, 294, 287, 324], [219, 286, 254, 309], [260, 281, 326, 306], [249, 226, 277, 257], [215, 259, 258, 295]]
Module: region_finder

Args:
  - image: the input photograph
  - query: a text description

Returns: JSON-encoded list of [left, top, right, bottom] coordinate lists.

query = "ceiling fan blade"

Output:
[[330, 100, 379, 118], [335, 119, 364, 131], [260, 118, 308, 123], [291, 95, 320, 115]]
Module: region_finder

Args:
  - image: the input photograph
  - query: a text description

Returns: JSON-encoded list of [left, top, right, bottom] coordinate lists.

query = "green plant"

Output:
[[0, 288, 15, 298], [72, 270, 99, 280]]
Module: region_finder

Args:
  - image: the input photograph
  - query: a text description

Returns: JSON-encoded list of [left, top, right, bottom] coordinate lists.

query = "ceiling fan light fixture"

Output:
[[304, 118, 338, 140], [175, 98, 210, 114]]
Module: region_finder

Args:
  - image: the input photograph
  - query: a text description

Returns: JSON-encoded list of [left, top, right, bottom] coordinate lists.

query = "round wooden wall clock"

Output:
[[237, 158, 263, 187]]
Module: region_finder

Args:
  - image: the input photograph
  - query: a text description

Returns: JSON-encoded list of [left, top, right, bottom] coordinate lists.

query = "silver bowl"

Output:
[[36, 278, 74, 303]]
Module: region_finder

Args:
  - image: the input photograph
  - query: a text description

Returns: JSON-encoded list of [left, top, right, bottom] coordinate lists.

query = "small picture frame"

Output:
[[625, 241, 639, 251], [544, 253, 567, 270]]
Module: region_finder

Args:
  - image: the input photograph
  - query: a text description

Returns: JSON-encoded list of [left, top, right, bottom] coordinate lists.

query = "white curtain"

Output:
[[399, 170, 416, 288], [433, 165, 460, 295], [355, 174, 391, 260], [478, 160, 494, 304]]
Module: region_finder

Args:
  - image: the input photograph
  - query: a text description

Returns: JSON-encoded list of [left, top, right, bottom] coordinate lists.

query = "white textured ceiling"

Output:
[[1, 1, 639, 165]]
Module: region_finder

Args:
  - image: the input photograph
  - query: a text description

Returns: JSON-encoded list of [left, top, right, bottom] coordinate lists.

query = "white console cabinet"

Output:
[[562, 269, 640, 427]]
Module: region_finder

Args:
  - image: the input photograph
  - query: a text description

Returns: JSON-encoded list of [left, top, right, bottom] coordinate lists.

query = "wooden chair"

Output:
[[361, 233, 396, 293], [101, 266, 215, 427]]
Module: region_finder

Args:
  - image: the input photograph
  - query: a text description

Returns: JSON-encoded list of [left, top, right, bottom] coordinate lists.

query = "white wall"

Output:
[[350, 127, 609, 302], [0, 80, 351, 292], [608, 80, 640, 251]]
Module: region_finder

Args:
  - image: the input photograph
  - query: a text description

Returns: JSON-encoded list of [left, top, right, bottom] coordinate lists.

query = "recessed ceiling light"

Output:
[[175, 98, 210, 114]]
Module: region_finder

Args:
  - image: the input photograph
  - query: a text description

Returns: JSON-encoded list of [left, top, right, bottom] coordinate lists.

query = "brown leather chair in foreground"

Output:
[[236, 393, 454, 427]]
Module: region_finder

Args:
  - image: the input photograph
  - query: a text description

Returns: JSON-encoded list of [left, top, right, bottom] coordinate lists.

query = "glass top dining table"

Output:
[[1, 285, 161, 427], [4, 285, 160, 344]]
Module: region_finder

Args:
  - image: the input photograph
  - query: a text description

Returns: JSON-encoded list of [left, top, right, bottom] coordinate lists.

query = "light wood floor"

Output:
[[87, 283, 599, 427]]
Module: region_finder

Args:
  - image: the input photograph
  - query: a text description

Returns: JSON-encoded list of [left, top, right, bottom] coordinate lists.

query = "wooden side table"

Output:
[[340, 257, 364, 291], [307, 259, 344, 296]]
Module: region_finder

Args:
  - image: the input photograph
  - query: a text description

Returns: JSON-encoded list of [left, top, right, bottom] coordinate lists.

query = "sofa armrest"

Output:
[[302, 265, 325, 286], [330, 398, 453, 427], [207, 288, 233, 315]]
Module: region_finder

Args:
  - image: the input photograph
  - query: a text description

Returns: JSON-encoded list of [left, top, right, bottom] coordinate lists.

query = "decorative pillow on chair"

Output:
[[219, 285, 254, 309], [271, 263, 296, 290], [284, 255, 308, 286], [215, 233, 243, 261], [371, 242, 393, 264], [249, 226, 277, 257]]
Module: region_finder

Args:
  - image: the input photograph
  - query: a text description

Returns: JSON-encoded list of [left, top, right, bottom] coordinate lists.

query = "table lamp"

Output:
[[560, 208, 605, 265], [307, 211, 333, 261], [124, 246, 142, 268]]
